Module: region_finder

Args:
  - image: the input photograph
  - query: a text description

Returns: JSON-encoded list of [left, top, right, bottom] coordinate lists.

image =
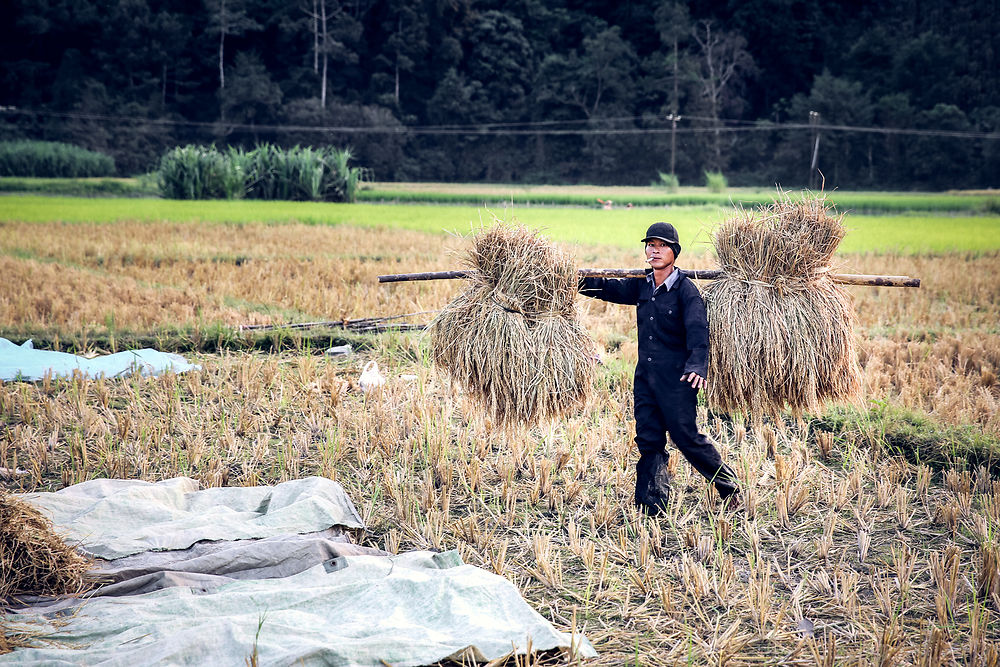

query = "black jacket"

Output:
[[580, 269, 710, 378]]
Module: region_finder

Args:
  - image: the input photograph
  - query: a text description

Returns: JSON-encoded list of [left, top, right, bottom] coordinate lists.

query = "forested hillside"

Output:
[[2, 0, 998, 188]]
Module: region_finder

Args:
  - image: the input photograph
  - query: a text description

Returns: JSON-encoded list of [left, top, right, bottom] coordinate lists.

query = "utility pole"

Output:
[[808, 110, 821, 189], [666, 113, 682, 177], [320, 0, 328, 109], [669, 24, 681, 178]]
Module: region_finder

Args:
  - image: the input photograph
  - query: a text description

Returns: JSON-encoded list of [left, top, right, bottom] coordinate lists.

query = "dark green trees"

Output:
[[1, 0, 996, 188]]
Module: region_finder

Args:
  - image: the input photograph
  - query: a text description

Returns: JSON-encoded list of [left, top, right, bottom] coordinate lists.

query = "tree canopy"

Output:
[[1, 0, 997, 188]]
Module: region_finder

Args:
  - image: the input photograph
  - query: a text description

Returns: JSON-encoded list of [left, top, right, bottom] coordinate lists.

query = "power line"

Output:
[[2, 106, 997, 140]]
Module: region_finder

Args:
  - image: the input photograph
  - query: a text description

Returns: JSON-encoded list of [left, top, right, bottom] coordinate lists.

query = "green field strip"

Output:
[[1, 196, 999, 254], [359, 185, 1000, 214], [3, 177, 997, 213]]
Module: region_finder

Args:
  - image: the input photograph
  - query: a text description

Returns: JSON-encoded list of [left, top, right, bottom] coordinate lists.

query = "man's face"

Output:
[[645, 239, 675, 270]]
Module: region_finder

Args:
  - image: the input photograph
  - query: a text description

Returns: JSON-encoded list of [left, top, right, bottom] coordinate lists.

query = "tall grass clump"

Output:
[[157, 144, 365, 202], [704, 170, 727, 193], [0, 140, 115, 178], [245, 144, 364, 202], [702, 192, 862, 418], [657, 171, 679, 192], [325, 147, 365, 203], [429, 221, 597, 430], [158, 145, 245, 200]]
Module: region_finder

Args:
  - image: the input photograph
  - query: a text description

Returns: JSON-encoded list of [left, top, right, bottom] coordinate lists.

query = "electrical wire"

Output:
[[2, 107, 996, 140]]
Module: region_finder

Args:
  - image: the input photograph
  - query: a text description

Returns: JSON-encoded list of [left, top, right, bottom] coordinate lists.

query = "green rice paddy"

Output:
[[359, 182, 1000, 215], [1, 195, 998, 255]]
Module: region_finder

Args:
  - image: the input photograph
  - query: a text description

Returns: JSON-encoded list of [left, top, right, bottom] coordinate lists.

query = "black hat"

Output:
[[642, 222, 681, 256]]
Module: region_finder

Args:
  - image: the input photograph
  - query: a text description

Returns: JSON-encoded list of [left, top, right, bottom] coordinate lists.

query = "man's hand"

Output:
[[680, 372, 707, 390]]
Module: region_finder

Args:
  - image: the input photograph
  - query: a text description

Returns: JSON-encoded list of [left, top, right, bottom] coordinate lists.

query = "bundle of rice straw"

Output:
[[702, 193, 862, 418], [429, 223, 597, 429], [0, 623, 15, 656], [0, 618, 39, 656], [0, 488, 92, 599]]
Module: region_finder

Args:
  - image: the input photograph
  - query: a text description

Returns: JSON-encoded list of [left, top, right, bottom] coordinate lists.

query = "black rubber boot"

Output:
[[635, 450, 673, 516]]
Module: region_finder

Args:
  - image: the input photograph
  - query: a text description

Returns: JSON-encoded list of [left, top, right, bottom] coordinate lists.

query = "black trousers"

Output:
[[633, 364, 738, 505]]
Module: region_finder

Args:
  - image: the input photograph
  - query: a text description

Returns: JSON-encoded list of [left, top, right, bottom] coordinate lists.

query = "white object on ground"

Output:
[[325, 344, 353, 356], [5, 478, 598, 666], [0, 466, 29, 480], [0, 338, 200, 382], [3, 551, 596, 666], [21, 476, 365, 559], [359, 359, 385, 393]]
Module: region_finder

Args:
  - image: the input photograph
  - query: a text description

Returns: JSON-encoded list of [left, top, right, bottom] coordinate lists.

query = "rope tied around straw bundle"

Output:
[[703, 193, 862, 419], [491, 292, 524, 315]]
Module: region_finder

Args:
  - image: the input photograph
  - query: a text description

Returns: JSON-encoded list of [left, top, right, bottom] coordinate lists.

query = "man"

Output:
[[580, 222, 739, 515]]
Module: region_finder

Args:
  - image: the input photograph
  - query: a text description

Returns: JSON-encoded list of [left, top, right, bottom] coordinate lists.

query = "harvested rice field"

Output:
[[2, 196, 1000, 664]]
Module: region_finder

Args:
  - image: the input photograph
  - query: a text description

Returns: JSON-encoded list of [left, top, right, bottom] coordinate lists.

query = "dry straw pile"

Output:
[[429, 223, 597, 429], [0, 488, 92, 600], [702, 194, 862, 418]]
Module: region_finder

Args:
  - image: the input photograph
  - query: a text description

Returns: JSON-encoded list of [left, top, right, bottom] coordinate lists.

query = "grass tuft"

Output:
[[814, 402, 1000, 476]]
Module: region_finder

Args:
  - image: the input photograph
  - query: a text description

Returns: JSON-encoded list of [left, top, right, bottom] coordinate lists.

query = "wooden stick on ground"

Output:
[[378, 269, 921, 288], [239, 310, 435, 332]]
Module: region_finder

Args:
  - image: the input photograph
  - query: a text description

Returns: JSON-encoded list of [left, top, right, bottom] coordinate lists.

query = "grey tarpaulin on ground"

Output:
[[3, 477, 597, 666], [0, 337, 200, 381], [22, 476, 366, 559]]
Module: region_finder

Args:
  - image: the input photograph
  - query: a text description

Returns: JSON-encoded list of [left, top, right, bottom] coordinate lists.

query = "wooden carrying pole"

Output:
[[378, 268, 921, 288]]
